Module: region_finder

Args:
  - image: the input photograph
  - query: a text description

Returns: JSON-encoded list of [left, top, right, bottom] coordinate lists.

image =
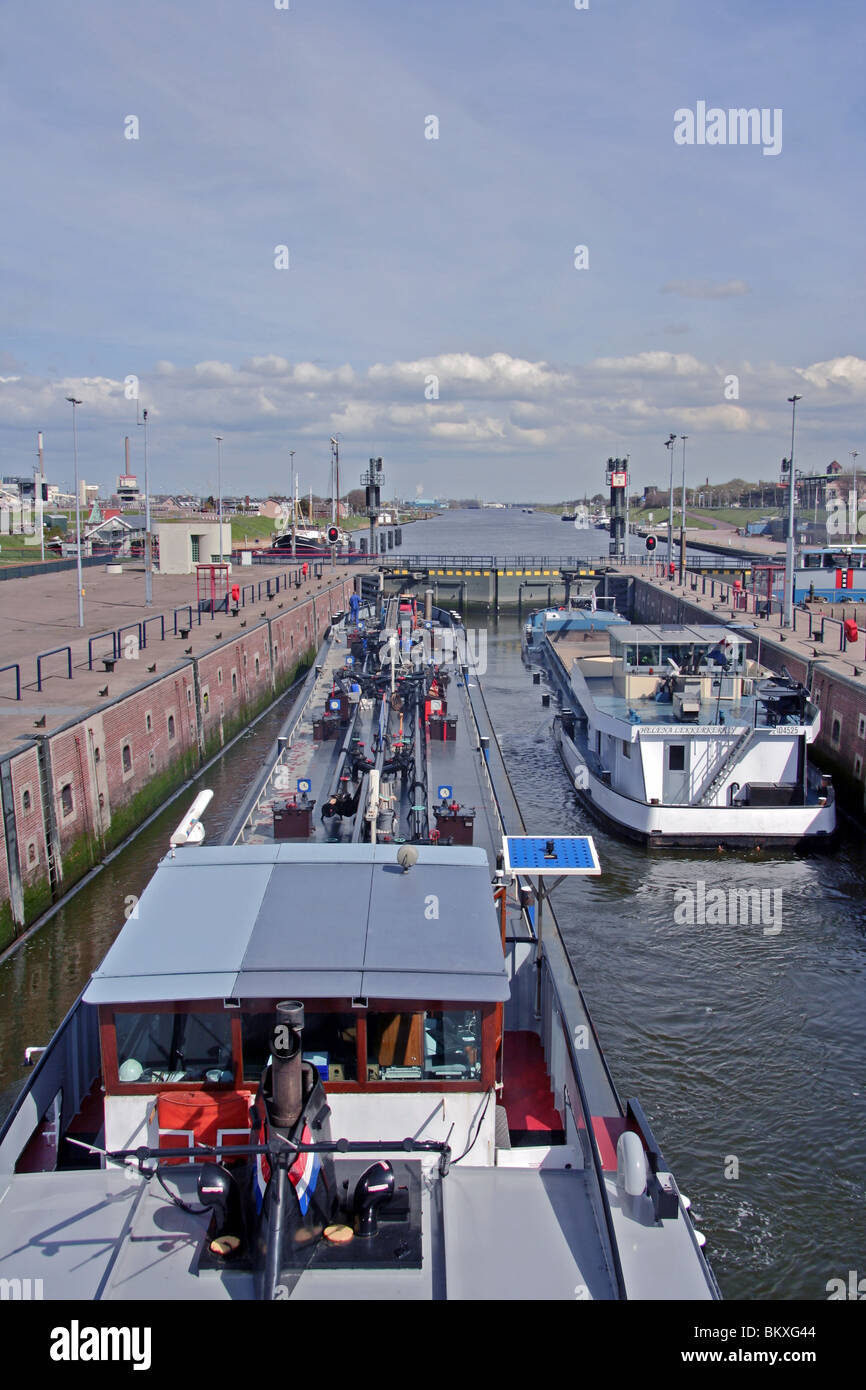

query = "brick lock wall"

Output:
[[48, 724, 97, 854], [9, 745, 47, 884], [0, 575, 358, 937], [811, 668, 866, 797], [99, 667, 195, 812]]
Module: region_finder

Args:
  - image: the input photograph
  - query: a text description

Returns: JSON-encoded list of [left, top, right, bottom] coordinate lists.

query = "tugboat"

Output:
[[0, 593, 719, 1299], [531, 620, 835, 848]]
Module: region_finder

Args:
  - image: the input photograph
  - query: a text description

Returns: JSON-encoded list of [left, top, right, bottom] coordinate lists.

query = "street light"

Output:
[[214, 435, 224, 562], [138, 407, 152, 605], [679, 435, 688, 583], [289, 449, 296, 560], [783, 395, 802, 628], [330, 436, 339, 567], [664, 433, 676, 570], [65, 396, 84, 627], [851, 450, 859, 538]]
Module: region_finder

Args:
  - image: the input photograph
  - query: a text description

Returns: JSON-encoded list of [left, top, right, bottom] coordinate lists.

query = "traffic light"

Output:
[[327, 525, 339, 544], [645, 535, 657, 552]]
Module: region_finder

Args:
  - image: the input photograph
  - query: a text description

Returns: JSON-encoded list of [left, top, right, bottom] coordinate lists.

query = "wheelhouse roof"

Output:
[[608, 624, 746, 648], [84, 844, 510, 1007]]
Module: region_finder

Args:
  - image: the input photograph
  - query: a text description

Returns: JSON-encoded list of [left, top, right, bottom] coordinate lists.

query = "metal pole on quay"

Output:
[[678, 434, 688, 585], [783, 395, 802, 628], [665, 433, 677, 574], [65, 395, 84, 627]]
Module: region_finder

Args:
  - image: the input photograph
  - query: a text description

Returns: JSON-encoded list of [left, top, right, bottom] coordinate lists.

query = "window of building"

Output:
[[122, 744, 132, 774], [27, 841, 37, 865], [93, 746, 101, 762], [831, 716, 842, 747], [669, 744, 686, 771], [148, 751, 155, 772], [622, 740, 630, 759], [855, 755, 863, 780], [115, 1011, 234, 1085], [202, 691, 209, 714], [190, 535, 200, 563], [231, 671, 237, 694], [60, 783, 74, 816], [217, 668, 223, 686], [254, 655, 260, 676], [187, 687, 193, 706], [167, 714, 176, 741], [290, 634, 294, 651], [145, 712, 152, 733], [243, 652, 247, 669], [21, 787, 31, 813], [859, 714, 866, 740]]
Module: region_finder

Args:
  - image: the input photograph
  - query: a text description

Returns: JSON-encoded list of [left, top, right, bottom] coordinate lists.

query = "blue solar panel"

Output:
[[504, 836, 599, 873]]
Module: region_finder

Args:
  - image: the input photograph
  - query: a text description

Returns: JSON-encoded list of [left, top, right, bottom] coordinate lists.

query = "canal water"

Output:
[[1, 510, 863, 1300]]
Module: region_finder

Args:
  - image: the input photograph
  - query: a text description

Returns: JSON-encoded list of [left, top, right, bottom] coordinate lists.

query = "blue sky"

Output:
[[2, 0, 864, 501]]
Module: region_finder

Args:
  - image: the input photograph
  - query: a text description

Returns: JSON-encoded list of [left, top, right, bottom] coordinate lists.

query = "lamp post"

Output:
[[330, 436, 339, 567], [139, 407, 152, 605], [65, 396, 84, 627], [36, 431, 45, 564], [783, 395, 802, 628], [678, 435, 688, 583], [851, 450, 859, 539], [664, 433, 676, 571], [214, 435, 224, 562], [289, 449, 296, 561]]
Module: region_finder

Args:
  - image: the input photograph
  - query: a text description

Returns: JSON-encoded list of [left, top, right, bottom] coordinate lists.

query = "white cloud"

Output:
[[799, 356, 866, 392]]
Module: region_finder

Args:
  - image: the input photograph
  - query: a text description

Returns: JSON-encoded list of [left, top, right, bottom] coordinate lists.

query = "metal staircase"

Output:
[[694, 727, 756, 806]]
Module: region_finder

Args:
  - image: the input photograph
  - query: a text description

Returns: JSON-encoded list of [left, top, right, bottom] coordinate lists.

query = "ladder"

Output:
[[694, 727, 755, 806], [36, 739, 61, 899]]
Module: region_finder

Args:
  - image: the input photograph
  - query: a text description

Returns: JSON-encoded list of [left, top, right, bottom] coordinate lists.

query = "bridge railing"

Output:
[[384, 553, 662, 569]]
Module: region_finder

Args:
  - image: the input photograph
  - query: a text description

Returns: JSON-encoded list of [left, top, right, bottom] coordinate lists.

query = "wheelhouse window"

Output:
[[368, 1009, 482, 1082], [115, 1011, 234, 1084], [242, 1011, 358, 1084]]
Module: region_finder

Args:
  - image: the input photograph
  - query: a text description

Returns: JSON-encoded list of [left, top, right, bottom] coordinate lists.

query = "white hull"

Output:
[[556, 724, 835, 847]]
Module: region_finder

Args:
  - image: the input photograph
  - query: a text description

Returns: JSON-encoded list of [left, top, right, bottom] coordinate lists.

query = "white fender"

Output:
[[616, 1130, 648, 1197]]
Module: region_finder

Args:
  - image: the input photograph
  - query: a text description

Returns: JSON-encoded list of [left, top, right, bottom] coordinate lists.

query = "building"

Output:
[[155, 521, 231, 574], [116, 475, 140, 506]]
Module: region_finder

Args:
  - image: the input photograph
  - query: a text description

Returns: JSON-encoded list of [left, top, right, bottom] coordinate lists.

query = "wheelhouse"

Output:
[[84, 843, 508, 1157]]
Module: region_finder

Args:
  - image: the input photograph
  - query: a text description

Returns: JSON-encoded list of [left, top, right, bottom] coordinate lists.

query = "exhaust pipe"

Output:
[[270, 1001, 304, 1129]]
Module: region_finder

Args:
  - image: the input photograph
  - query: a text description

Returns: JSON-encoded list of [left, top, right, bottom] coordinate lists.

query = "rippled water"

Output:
[[2, 512, 863, 1300]]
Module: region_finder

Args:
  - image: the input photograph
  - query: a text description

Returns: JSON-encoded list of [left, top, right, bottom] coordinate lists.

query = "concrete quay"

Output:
[[0, 559, 352, 757], [0, 559, 368, 946]]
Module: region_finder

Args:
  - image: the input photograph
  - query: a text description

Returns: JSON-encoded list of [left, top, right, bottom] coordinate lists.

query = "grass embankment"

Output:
[[629, 508, 714, 530]]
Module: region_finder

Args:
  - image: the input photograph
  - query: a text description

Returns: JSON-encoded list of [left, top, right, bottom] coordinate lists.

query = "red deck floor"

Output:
[[500, 1030, 563, 1137]]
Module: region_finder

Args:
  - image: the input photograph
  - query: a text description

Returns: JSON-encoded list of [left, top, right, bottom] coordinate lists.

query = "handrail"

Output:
[[0, 662, 21, 700], [36, 645, 72, 692], [141, 614, 165, 648], [87, 631, 118, 669]]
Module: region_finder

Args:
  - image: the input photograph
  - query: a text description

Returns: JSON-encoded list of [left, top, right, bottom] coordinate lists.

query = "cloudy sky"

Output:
[[1, 0, 864, 501]]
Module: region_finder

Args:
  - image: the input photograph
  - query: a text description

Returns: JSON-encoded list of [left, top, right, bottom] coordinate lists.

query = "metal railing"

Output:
[[388, 553, 661, 570], [36, 645, 72, 692]]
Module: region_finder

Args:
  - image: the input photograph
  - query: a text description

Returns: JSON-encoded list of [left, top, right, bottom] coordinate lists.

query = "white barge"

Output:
[[534, 623, 835, 849]]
